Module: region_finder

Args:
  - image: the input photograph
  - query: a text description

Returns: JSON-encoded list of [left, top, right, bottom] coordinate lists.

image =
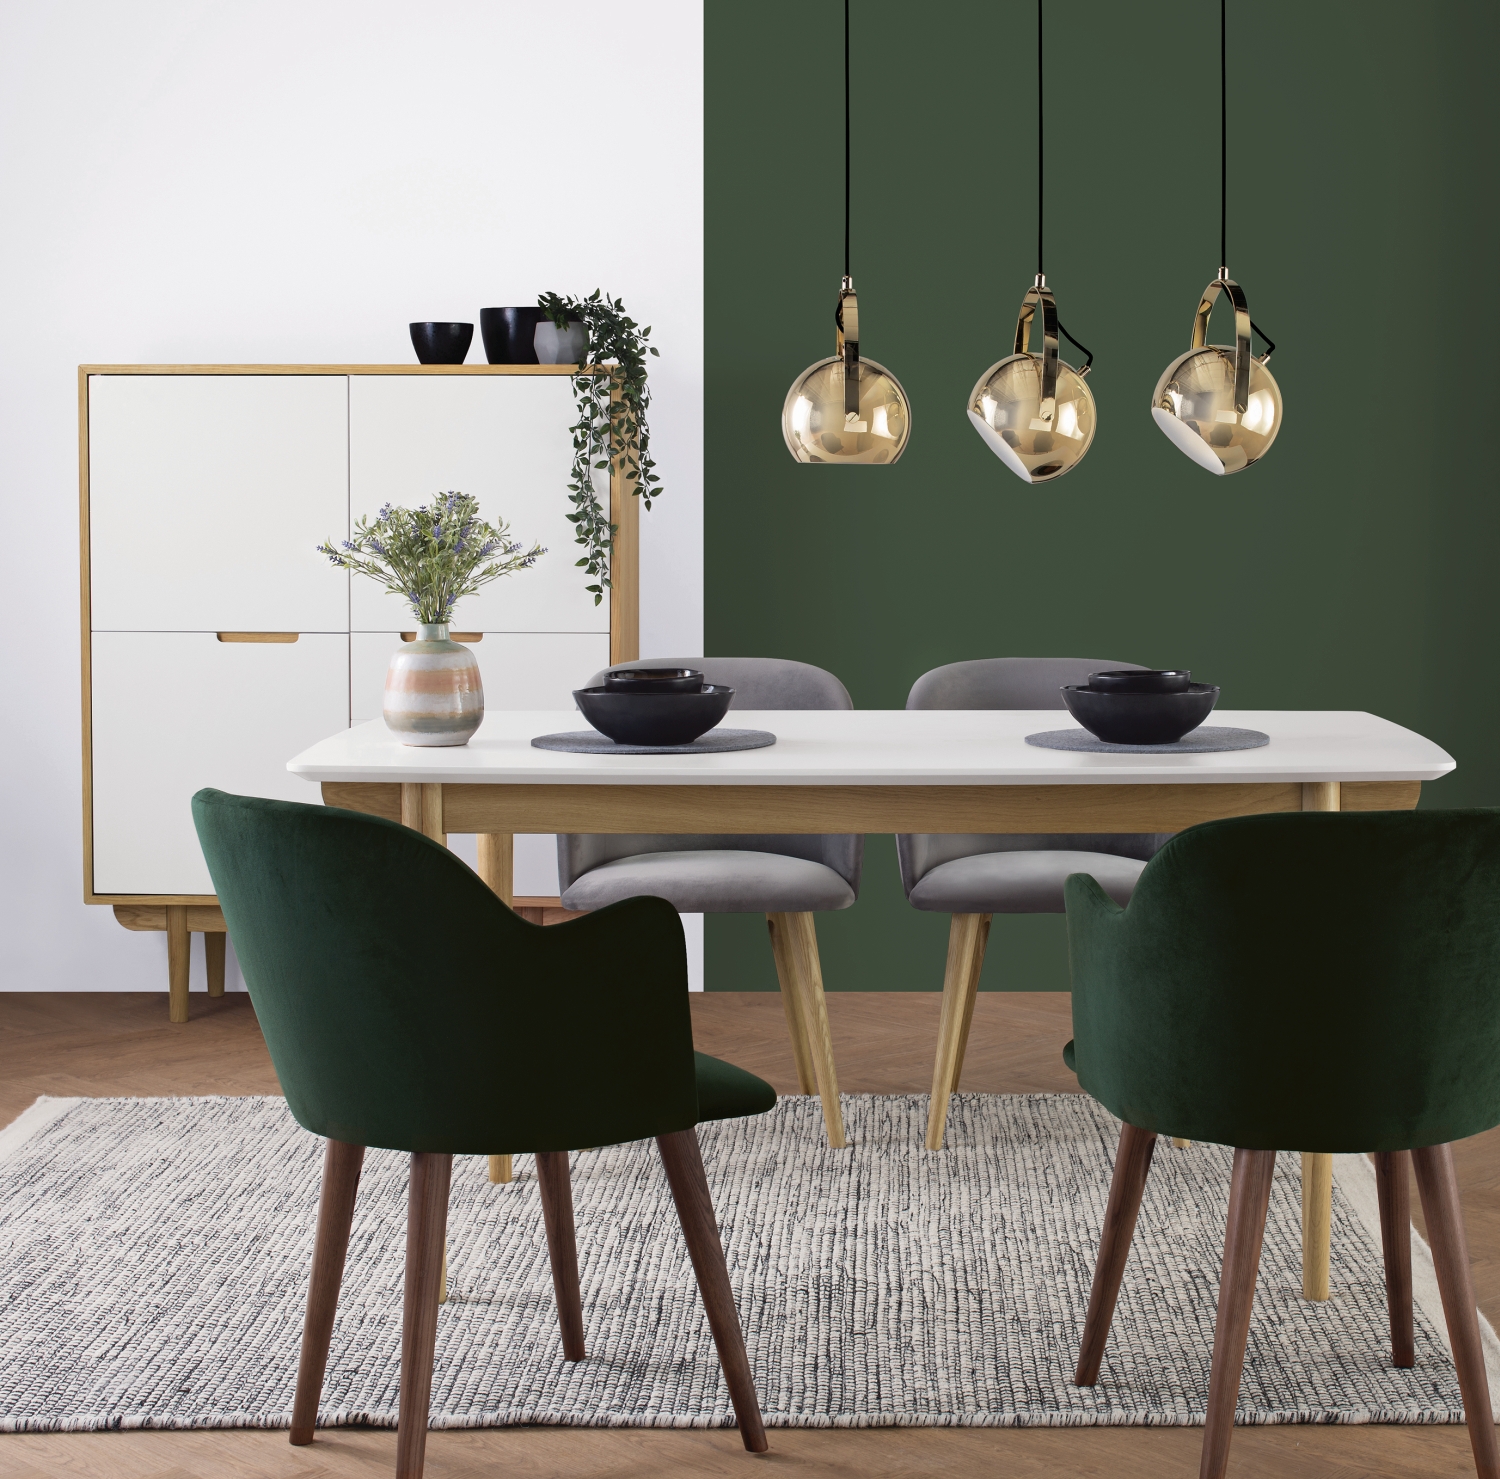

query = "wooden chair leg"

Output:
[[1075, 1122, 1157, 1385], [487, 1154, 513, 1184], [204, 931, 226, 998], [925, 912, 991, 1150], [656, 1129, 768, 1453], [1411, 1143, 1500, 1479], [1201, 1148, 1276, 1479], [1374, 1150, 1415, 1368], [290, 1140, 365, 1445], [766, 913, 817, 1094], [166, 904, 189, 1023], [778, 911, 845, 1148], [396, 1151, 451, 1479], [536, 1150, 586, 1360]]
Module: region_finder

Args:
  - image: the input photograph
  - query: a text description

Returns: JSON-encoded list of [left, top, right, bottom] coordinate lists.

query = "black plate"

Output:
[[1061, 683, 1219, 745], [574, 683, 734, 746], [603, 667, 704, 694], [1087, 669, 1192, 694]]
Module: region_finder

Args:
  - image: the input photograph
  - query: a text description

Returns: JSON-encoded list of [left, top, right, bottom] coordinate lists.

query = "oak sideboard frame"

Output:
[[80, 364, 640, 1018]]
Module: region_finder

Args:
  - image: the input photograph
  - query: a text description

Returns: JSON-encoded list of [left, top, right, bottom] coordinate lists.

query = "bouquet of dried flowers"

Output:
[[318, 491, 544, 626]]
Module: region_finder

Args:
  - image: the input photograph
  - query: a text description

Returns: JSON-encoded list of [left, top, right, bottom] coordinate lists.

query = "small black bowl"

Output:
[[1088, 669, 1192, 694], [479, 306, 542, 365], [1062, 683, 1220, 745], [604, 667, 704, 694], [574, 684, 734, 746], [410, 321, 473, 365]]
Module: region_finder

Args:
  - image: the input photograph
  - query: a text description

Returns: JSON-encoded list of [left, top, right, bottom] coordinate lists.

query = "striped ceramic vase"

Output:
[[383, 624, 484, 746]]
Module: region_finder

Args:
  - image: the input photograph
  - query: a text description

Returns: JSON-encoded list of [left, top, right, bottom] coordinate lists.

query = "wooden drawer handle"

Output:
[[217, 632, 300, 643], [401, 631, 483, 642]]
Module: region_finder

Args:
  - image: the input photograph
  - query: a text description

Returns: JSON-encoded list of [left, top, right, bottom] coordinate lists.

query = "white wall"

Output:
[[0, 1, 704, 993]]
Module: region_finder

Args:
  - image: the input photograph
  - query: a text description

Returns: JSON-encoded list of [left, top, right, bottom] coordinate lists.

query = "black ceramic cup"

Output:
[[479, 307, 542, 365], [574, 684, 734, 746], [1088, 669, 1192, 694], [603, 668, 704, 694], [409, 322, 473, 365]]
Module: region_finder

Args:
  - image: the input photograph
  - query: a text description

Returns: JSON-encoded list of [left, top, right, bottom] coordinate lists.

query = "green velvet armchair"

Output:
[[1064, 809, 1500, 1479], [192, 788, 776, 1478]]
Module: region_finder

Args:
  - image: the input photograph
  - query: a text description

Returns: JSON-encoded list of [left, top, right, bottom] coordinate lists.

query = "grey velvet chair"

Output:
[[561, 657, 861, 1148], [899, 658, 1171, 1150]]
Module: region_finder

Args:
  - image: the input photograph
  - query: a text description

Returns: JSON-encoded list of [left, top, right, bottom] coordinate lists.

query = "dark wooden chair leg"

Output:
[[536, 1150, 586, 1360], [656, 1128, 768, 1454], [1200, 1148, 1276, 1479], [1411, 1143, 1500, 1479], [290, 1139, 364, 1445], [395, 1152, 452, 1479], [1374, 1149, 1415, 1368], [1075, 1121, 1157, 1385]]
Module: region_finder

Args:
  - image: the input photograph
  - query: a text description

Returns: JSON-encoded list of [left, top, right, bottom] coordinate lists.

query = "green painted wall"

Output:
[[703, 0, 1499, 993]]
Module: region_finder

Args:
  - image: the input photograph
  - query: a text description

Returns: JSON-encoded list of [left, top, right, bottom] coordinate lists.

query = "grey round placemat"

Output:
[[1025, 726, 1270, 754], [532, 727, 776, 755]]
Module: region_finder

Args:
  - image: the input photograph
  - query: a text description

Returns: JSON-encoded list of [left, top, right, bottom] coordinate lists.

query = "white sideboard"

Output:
[[80, 364, 638, 1017]]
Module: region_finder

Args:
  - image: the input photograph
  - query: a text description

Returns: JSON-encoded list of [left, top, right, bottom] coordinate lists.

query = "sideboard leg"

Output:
[[166, 905, 190, 1024], [205, 931, 226, 998], [1300, 780, 1340, 1300]]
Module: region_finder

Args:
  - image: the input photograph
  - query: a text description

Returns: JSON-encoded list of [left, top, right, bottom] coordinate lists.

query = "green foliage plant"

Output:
[[538, 290, 661, 605], [318, 491, 544, 626]]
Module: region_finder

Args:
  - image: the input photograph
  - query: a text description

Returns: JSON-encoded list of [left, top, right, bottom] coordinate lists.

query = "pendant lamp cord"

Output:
[[1220, 0, 1227, 273], [1220, 0, 1277, 357], [1037, 0, 1044, 279], [1036, 0, 1093, 370], [844, 0, 851, 281]]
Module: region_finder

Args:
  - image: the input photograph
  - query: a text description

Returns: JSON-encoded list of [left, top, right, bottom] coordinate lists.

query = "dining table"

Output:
[[288, 705, 1455, 1304]]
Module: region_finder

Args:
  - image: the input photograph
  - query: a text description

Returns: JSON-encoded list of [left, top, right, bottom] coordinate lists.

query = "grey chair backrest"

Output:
[[559, 657, 862, 893], [898, 657, 1170, 893]]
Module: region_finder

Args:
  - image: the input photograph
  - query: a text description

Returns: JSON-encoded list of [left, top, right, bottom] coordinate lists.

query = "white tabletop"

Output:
[[288, 710, 1454, 788]]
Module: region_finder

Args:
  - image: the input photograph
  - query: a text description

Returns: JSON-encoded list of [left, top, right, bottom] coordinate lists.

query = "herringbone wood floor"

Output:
[[1, 989, 1496, 1478]]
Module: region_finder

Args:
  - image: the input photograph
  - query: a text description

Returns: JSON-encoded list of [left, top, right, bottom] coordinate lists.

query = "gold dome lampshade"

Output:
[[968, 279, 1095, 483], [783, 277, 912, 464], [1152, 271, 1282, 476]]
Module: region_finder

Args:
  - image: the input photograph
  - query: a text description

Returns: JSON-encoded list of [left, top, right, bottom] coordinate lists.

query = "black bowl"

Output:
[[574, 684, 734, 746], [1062, 683, 1219, 745], [604, 667, 704, 694], [479, 306, 542, 364], [1088, 669, 1192, 694], [410, 321, 473, 365]]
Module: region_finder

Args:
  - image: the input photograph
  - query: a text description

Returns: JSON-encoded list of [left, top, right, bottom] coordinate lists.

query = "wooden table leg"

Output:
[[166, 904, 189, 1024], [205, 931, 226, 998], [477, 832, 514, 907], [477, 832, 514, 1185], [1300, 780, 1340, 1301]]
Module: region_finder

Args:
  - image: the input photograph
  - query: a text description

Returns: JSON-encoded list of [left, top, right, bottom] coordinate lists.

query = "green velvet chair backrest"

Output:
[[1065, 809, 1500, 1152], [192, 788, 700, 1155]]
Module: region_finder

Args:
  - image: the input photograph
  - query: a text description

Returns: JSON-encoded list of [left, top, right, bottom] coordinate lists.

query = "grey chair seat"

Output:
[[907, 849, 1148, 914], [559, 849, 856, 915]]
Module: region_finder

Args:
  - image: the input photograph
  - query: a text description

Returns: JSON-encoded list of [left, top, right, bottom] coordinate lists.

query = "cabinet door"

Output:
[[348, 376, 608, 634], [89, 375, 349, 632], [350, 631, 609, 724], [91, 633, 349, 895]]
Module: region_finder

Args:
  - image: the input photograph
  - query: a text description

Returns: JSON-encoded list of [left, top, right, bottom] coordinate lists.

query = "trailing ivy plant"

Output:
[[538, 290, 661, 605]]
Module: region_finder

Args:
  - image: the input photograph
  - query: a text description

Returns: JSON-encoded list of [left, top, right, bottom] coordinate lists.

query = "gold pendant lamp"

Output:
[[782, 0, 911, 465], [1151, 0, 1283, 475], [967, 0, 1096, 484]]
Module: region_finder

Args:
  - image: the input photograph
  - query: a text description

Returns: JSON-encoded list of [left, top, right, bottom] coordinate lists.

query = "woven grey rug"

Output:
[[1, 1093, 1496, 1433]]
